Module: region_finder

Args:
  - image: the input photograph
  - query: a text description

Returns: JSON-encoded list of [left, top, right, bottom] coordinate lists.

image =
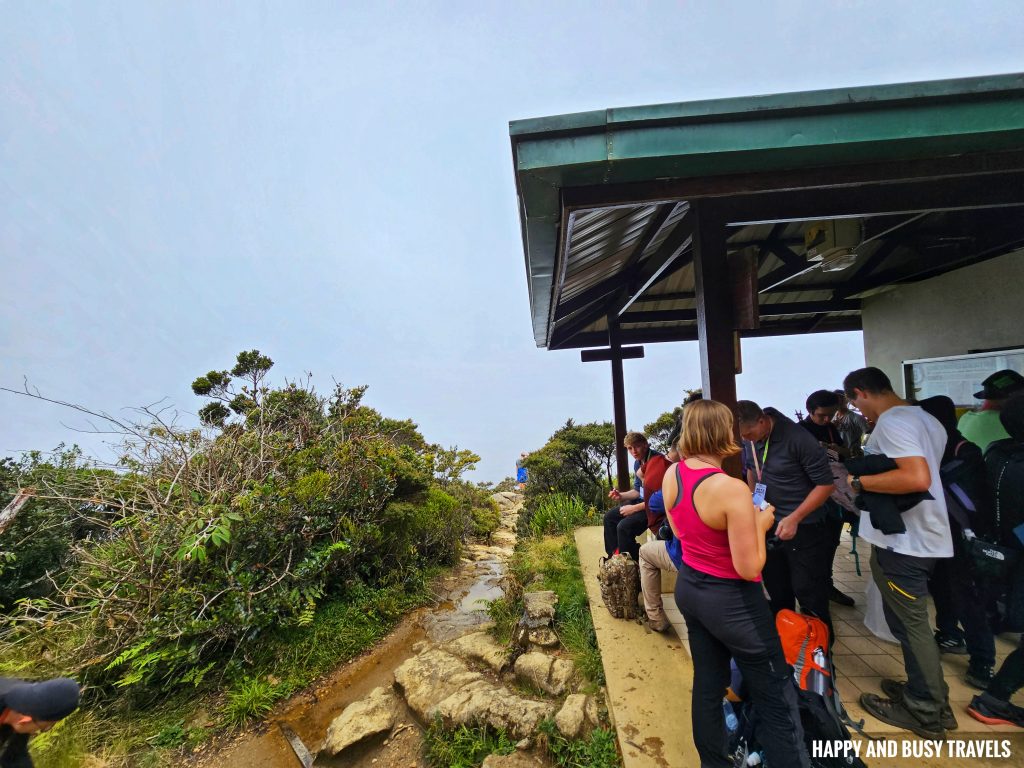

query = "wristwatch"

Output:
[[850, 476, 863, 494]]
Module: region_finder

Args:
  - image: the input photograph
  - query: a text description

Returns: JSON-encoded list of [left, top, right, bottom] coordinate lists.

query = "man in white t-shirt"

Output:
[[843, 366, 955, 739]]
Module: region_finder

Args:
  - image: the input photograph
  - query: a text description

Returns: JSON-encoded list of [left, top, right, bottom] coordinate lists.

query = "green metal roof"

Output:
[[511, 73, 1024, 348]]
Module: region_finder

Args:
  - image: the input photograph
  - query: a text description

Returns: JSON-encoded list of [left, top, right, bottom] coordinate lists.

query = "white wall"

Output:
[[861, 248, 1024, 396]]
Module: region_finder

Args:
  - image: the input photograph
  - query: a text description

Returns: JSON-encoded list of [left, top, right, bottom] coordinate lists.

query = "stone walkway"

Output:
[[577, 525, 1024, 767]]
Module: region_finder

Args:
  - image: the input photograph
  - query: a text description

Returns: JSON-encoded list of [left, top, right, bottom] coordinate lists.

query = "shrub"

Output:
[[538, 718, 620, 768], [522, 420, 614, 516], [424, 718, 515, 768], [223, 677, 280, 728], [529, 494, 595, 537], [1, 351, 476, 701]]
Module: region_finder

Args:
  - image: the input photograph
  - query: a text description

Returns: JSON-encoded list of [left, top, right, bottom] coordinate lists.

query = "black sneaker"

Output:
[[965, 665, 994, 690], [934, 629, 967, 655], [967, 692, 1024, 728], [829, 586, 856, 607], [860, 692, 945, 739], [879, 678, 958, 730]]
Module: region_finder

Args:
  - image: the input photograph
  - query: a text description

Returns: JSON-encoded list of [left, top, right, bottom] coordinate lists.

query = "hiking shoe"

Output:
[[829, 586, 856, 607], [966, 692, 1024, 728], [641, 617, 671, 634], [879, 679, 958, 730], [859, 692, 945, 739], [934, 629, 968, 655], [965, 664, 994, 690]]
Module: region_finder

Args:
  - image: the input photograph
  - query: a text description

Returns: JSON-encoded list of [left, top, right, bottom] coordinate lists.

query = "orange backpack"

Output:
[[775, 608, 831, 696]]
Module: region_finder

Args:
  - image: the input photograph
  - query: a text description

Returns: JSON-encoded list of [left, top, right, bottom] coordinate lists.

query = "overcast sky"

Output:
[[3, 1, 1022, 481]]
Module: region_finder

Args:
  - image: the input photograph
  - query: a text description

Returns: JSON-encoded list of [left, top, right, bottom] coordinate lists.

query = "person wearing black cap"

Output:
[[0, 677, 80, 766], [958, 369, 1024, 452]]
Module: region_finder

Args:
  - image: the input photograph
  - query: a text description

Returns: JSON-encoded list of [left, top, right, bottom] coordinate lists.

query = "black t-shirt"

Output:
[[751, 408, 834, 522], [799, 418, 841, 447]]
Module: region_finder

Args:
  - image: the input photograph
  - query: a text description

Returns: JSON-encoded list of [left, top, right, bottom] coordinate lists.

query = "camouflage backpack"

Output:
[[597, 553, 640, 619]]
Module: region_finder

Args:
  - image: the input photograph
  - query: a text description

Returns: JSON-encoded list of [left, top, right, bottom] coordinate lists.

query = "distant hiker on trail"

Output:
[[516, 452, 528, 489], [0, 676, 80, 767]]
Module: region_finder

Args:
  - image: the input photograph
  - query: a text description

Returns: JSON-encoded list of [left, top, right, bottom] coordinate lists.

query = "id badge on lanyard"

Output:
[[749, 436, 770, 508]]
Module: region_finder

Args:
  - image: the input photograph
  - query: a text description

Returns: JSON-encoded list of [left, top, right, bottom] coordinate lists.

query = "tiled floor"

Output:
[[660, 528, 1024, 736]]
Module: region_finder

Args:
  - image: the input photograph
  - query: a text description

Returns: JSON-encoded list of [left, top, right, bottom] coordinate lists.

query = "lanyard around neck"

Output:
[[750, 430, 771, 482]]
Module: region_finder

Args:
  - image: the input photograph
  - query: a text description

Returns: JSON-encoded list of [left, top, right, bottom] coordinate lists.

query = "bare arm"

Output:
[[662, 463, 680, 538], [858, 456, 931, 494], [610, 488, 641, 503]]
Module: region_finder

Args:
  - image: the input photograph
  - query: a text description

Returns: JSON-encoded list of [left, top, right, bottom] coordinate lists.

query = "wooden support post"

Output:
[[692, 204, 741, 475], [608, 317, 631, 491]]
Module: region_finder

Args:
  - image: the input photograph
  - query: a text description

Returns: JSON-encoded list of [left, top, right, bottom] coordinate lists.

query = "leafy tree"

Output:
[[644, 387, 702, 453], [522, 420, 616, 512]]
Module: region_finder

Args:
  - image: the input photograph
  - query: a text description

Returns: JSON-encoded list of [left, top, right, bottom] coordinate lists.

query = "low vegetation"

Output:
[[424, 718, 515, 768], [0, 350, 499, 767]]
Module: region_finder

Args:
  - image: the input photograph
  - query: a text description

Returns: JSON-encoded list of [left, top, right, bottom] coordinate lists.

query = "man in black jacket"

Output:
[[0, 677, 80, 767], [737, 400, 836, 637]]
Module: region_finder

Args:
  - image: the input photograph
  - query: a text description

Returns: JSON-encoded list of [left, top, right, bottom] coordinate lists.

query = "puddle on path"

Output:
[[196, 534, 516, 768]]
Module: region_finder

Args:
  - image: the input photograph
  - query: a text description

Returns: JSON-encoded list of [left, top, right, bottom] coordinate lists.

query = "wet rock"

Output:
[[395, 647, 553, 738], [513, 651, 552, 691], [522, 591, 558, 626], [436, 678, 554, 739], [450, 631, 512, 672], [548, 658, 576, 696], [481, 752, 546, 768], [394, 648, 483, 720], [554, 694, 591, 738], [584, 695, 600, 728], [324, 686, 400, 755], [513, 652, 576, 696], [526, 627, 559, 648], [491, 491, 520, 508]]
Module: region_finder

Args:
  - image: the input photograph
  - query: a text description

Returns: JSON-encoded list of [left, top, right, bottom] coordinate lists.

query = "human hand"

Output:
[[621, 503, 641, 516], [609, 489, 621, 500], [756, 503, 776, 534], [775, 514, 798, 541]]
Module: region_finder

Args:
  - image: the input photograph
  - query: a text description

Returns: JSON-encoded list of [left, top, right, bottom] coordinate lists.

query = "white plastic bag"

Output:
[[864, 578, 899, 644]]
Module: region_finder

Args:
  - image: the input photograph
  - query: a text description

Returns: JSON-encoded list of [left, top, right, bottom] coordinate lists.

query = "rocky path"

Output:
[[193, 491, 604, 768]]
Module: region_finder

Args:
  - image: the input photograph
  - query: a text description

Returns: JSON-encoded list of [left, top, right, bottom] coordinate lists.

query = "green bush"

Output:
[[538, 718, 620, 768], [2, 351, 479, 699], [529, 494, 595, 537], [424, 718, 515, 768], [521, 420, 615, 520], [223, 677, 280, 728], [0, 450, 114, 609]]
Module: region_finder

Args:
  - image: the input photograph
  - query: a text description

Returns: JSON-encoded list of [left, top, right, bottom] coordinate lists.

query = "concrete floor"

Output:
[[577, 525, 1024, 767]]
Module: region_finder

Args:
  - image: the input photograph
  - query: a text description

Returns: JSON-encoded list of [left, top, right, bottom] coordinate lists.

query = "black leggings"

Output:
[[676, 561, 809, 768]]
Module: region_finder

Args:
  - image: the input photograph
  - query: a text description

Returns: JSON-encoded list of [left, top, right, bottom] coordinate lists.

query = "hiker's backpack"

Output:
[[940, 438, 989, 532], [776, 609, 871, 768], [596, 553, 640, 620]]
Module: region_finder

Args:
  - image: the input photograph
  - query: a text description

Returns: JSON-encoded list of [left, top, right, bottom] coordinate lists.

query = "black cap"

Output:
[[974, 369, 1024, 400], [3, 678, 80, 722]]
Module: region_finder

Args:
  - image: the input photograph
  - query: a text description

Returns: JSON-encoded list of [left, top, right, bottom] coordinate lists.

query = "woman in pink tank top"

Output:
[[662, 400, 809, 768]]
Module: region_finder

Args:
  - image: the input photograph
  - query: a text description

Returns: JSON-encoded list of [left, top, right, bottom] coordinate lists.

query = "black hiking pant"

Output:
[[602, 505, 649, 563], [675, 561, 809, 768], [762, 518, 834, 641], [930, 521, 996, 668]]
